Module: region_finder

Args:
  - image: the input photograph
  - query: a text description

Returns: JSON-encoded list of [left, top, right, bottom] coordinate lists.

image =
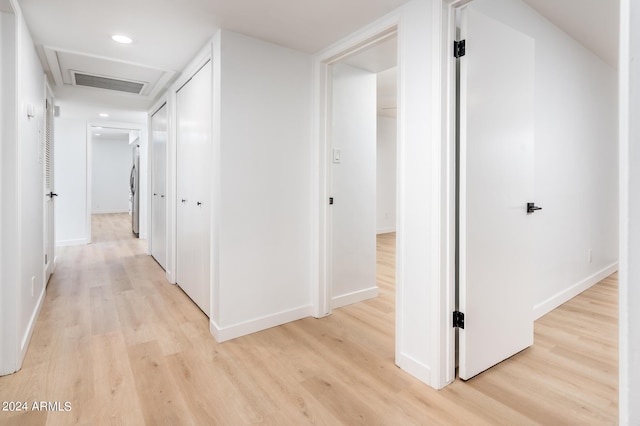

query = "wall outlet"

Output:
[[588, 249, 593, 263], [31, 276, 35, 297]]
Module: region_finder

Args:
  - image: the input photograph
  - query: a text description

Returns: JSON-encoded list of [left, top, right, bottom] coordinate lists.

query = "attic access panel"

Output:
[[43, 46, 176, 99]]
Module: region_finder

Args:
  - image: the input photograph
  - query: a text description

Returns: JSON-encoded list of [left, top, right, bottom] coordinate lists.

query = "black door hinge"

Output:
[[454, 40, 466, 58], [329, 197, 334, 205], [453, 311, 465, 329]]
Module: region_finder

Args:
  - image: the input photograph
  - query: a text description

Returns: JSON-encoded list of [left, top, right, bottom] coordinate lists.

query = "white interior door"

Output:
[[458, 6, 536, 380], [44, 97, 56, 284], [151, 103, 167, 269], [176, 61, 212, 317]]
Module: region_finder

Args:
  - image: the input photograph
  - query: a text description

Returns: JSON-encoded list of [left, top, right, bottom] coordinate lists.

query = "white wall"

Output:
[[1, 0, 46, 375], [211, 30, 312, 339], [376, 115, 397, 233], [91, 137, 131, 214], [394, 0, 440, 386], [54, 118, 88, 245], [18, 5, 46, 361], [619, 1, 640, 423], [54, 101, 147, 245], [471, 0, 619, 318], [0, 7, 17, 375], [330, 62, 378, 308]]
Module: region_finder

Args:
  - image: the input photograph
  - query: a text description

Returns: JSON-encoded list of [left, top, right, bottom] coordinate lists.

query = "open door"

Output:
[[458, 6, 536, 380], [44, 96, 57, 284]]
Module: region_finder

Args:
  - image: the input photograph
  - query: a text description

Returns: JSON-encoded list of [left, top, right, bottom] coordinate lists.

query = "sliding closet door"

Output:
[[176, 60, 212, 317], [151, 103, 168, 269]]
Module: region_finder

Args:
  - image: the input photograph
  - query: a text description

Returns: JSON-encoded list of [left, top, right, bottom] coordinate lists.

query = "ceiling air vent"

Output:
[[72, 72, 146, 94]]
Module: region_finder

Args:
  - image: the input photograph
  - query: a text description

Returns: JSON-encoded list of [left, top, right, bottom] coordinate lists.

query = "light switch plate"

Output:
[[333, 148, 342, 164]]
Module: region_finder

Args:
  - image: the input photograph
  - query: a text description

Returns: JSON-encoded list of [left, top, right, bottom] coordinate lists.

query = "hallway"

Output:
[[0, 214, 617, 425]]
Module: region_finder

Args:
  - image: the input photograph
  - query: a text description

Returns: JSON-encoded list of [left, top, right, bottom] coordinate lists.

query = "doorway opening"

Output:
[[317, 25, 400, 363], [86, 123, 145, 244]]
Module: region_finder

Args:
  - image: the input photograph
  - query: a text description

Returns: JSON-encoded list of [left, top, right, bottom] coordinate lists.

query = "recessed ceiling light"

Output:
[[94, 133, 101, 136], [112, 34, 132, 44], [99, 113, 109, 118]]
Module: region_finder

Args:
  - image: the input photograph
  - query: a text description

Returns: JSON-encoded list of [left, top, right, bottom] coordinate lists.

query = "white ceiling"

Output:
[[17, 0, 411, 110], [341, 36, 398, 117], [522, 0, 619, 68], [90, 126, 131, 142], [15, 0, 618, 111]]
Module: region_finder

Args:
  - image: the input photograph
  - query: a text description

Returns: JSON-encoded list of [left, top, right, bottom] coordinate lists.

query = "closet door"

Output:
[[176, 61, 212, 317], [151, 103, 168, 269]]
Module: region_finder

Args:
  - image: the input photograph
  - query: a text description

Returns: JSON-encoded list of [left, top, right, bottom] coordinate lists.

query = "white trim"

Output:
[[534, 264, 619, 320], [331, 287, 379, 309], [210, 305, 312, 343], [20, 286, 45, 354], [619, 1, 631, 423], [396, 352, 431, 384], [91, 209, 129, 214], [432, 0, 470, 391], [171, 47, 211, 95], [210, 33, 220, 325], [376, 227, 396, 235], [55, 238, 89, 247]]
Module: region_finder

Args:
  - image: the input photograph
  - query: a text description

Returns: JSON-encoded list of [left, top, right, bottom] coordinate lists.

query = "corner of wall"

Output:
[[210, 305, 312, 343]]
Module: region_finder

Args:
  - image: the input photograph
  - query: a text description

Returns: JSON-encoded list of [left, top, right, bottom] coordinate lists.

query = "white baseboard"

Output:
[[332, 286, 378, 309], [397, 352, 431, 385], [376, 227, 396, 235], [210, 305, 312, 343], [534, 262, 618, 320], [56, 238, 88, 247], [20, 286, 46, 360], [92, 209, 129, 214]]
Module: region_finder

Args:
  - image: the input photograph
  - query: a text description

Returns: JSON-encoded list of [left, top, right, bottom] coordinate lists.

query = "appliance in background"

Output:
[[130, 144, 140, 237]]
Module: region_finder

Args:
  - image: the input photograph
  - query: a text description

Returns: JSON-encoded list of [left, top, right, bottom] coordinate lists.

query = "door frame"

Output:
[[168, 48, 212, 290], [85, 120, 146, 244], [439, 0, 473, 386], [312, 14, 399, 319]]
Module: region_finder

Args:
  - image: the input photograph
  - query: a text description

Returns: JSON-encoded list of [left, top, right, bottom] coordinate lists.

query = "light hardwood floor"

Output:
[[0, 214, 617, 425]]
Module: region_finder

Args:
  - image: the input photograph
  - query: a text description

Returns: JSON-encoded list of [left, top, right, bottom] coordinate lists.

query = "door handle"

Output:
[[181, 199, 187, 203], [527, 202, 542, 213], [197, 202, 202, 206], [47, 192, 58, 198]]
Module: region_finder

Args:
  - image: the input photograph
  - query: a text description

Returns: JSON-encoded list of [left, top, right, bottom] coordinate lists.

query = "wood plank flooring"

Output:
[[0, 213, 617, 425]]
